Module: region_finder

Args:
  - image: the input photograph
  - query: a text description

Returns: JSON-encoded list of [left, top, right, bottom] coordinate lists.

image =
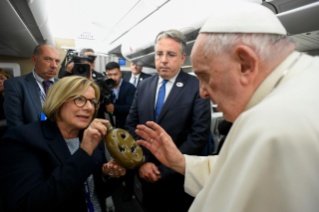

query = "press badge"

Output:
[[41, 113, 47, 121]]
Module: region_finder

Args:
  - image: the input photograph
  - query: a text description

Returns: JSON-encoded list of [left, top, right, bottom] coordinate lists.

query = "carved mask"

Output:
[[105, 128, 143, 169]]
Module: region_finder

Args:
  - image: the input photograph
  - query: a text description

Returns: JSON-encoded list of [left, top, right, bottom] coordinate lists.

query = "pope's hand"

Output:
[[135, 121, 186, 175]]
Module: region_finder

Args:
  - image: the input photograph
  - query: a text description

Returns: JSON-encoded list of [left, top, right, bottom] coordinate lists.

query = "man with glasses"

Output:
[[105, 62, 135, 129], [125, 29, 211, 212], [4, 44, 60, 128]]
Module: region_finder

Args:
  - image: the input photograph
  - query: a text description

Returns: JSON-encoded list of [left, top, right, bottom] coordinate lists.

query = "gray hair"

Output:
[[155, 30, 187, 57], [202, 33, 295, 63], [79, 48, 95, 56]]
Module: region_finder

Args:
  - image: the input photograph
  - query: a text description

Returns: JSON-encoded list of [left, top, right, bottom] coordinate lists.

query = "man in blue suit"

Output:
[[123, 63, 151, 87], [105, 62, 136, 129], [125, 30, 211, 212], [4, 44, 60, 128]]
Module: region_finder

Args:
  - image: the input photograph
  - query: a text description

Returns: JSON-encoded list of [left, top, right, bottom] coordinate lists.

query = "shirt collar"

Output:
[[158, 69, 181, 85], [132, 73, 141, 79], [244, 51, 301, 111]]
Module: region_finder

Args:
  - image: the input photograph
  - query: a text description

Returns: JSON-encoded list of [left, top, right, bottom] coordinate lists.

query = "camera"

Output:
[[95, 77, 117, 105], [65, 50, 97, 78]]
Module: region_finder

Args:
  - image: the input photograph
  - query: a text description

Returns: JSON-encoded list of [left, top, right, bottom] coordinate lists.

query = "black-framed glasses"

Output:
[[73, 96, 100, 109]]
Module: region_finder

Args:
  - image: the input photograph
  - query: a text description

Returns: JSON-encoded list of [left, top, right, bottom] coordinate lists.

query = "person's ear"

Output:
[[234, 45, 259, 86], [31, 55, 37, 66], [180, 53, 186, 65]]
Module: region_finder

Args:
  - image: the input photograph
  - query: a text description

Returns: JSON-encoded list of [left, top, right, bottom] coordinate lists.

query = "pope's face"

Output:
[[191, 34, 244, 122]]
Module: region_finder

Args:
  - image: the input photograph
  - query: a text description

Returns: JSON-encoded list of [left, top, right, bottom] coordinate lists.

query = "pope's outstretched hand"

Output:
[[136, 121, 186, 175]]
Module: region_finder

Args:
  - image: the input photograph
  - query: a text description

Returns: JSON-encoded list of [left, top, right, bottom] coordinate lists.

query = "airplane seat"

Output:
[[213, 119, 233, 155], [211, 116, 225, 155], [210, 115, 224, 153]]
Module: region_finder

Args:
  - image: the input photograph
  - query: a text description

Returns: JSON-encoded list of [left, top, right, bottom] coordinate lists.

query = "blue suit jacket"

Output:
[[125, 70, 211, 210], [0, 119, 120, 212], [3, 72, 58, 128], [123, 72, 151, 87], [113, 80, 136, 128]]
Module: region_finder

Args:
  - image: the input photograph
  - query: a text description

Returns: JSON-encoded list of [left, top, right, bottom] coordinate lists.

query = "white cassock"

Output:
[[184, 51, 319, 212]]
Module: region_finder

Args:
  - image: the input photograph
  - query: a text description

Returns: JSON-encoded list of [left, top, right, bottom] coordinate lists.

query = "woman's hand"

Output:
[[136, 121, 186, 175], [102, 160, 126, 178], [80, 119, 109, 156]]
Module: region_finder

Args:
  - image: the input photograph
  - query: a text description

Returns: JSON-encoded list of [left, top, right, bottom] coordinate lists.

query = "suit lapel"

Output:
[[148, 75, 158, 121], [157, 71, 186, 123], [117, 81, 125, 103], [44, 120, 71, 163], [25, 73, 42, 120]]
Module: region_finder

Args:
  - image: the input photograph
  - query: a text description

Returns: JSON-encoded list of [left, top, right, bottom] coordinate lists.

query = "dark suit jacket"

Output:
[[92, 69, 103, 80], [123, 72, 151, 87], [125, 70, 211, 211], [0, 119, 120, 212], [3, 72, 58, 128], [112, 80, 136, 128]]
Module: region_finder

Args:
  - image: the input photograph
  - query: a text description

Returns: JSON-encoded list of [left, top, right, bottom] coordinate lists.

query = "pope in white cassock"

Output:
[[135, 2, 319, 212]]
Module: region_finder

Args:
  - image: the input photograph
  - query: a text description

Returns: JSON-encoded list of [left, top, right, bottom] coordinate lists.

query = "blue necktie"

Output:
[[155, 80, 168, 122], [133, 76, 137, 87]]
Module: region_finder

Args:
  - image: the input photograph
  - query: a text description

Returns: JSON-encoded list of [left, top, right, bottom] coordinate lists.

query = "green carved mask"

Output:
[[105, 128, 143, 169]]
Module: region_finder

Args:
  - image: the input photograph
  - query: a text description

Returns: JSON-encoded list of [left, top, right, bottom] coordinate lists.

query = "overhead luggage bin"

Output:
[[121, 0, 319, 68], [0, 0, 55, 58], [121, 0, 262, 68]]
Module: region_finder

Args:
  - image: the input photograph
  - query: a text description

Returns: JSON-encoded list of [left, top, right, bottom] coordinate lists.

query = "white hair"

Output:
[[202, 33, 296, 63]]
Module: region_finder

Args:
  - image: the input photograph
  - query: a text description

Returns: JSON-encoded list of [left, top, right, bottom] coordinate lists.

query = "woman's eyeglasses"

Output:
[[73, 96, 100, 109]]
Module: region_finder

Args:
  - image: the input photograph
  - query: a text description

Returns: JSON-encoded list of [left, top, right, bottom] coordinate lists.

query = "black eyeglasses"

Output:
[[72, 96, 100, 109]]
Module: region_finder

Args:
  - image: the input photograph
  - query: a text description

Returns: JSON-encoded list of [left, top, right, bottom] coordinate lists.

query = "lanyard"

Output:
[[37, 84, 46, 102], [84, 180, 95, 212], [32, 71, 47, 102]]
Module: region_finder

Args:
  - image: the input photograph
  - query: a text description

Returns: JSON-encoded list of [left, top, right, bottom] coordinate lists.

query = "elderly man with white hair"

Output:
[[135, 2, 319, 212]]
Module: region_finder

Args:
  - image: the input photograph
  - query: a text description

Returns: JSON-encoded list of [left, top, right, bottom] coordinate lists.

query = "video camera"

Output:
[[95, 76, 117, 105], [66, 50, 97, 78]]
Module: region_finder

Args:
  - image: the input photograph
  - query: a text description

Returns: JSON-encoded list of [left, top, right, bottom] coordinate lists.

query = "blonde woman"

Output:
[[0, 76, 125, 212]]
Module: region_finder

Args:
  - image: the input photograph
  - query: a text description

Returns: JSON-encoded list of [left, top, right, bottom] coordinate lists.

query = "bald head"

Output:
[[31, 44, 60, 80]]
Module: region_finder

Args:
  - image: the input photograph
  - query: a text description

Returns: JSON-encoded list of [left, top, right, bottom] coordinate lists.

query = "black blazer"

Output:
[[113, 80, 136, 128], [125, 70, 211, 210], [4, 72, 58, 128], [123, 72, 151, 87], [0, 120, 121, 212]]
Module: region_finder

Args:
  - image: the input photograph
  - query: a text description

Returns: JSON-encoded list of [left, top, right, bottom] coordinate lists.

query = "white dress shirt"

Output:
[[154, 71, 180, 108], [129, 73, 141, 87]]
